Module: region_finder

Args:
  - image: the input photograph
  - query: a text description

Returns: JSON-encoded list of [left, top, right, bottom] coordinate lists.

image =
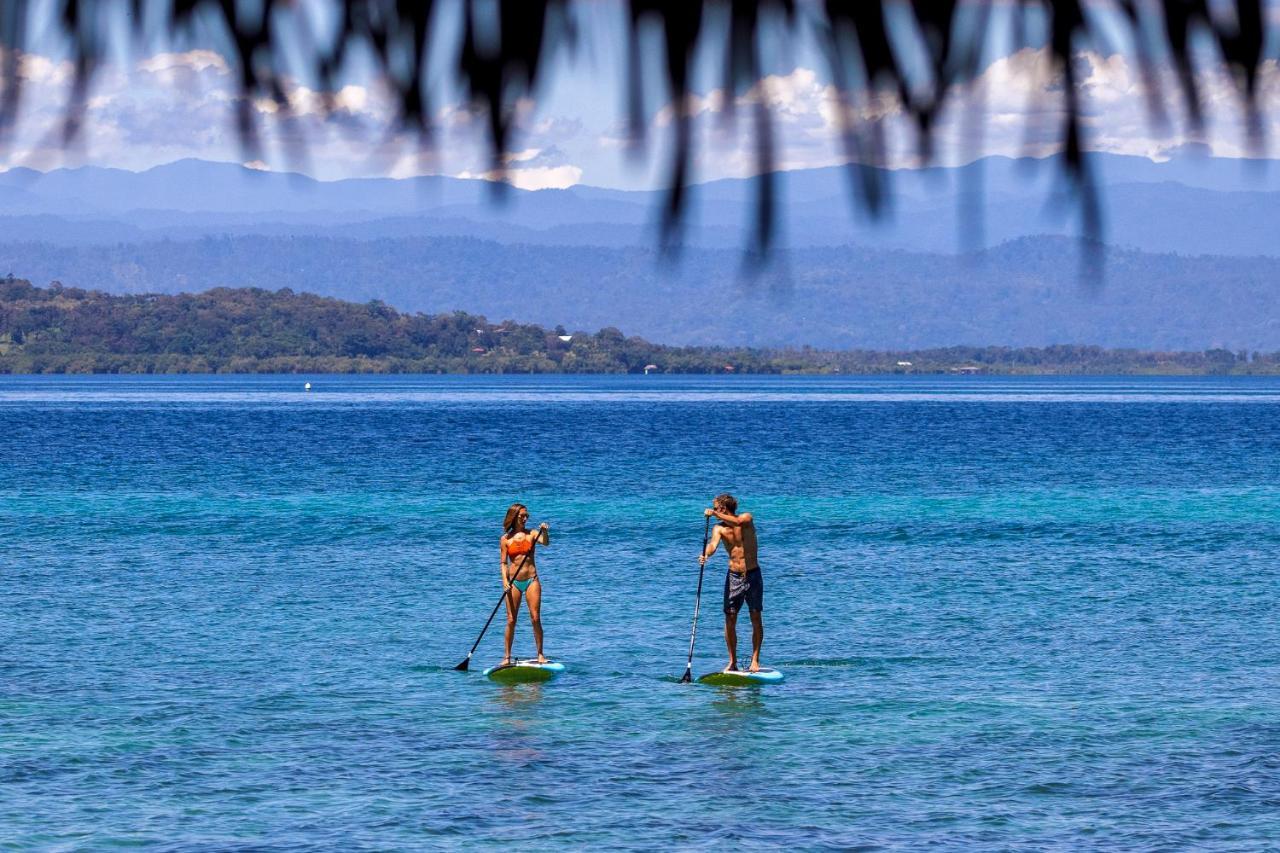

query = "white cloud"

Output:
[[505, 165, 583, 190], [504, 148, 543, 164], [456, 163, 584, 190], [3, 40, 1278, 187], [136, 50, 229, 76], [436, 102, 479, 129], [642, 49, 1280, 182], [19, 53, 74, 86], [333, 85, 369, 113], [654, 91, 727, 127], [269, 82, 378, 119]]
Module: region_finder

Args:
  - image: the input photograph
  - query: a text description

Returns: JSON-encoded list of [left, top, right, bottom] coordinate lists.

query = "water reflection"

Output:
[[708, 687, 767, 721], [490, 683, 546, 715], [485, 683, 548, 765]]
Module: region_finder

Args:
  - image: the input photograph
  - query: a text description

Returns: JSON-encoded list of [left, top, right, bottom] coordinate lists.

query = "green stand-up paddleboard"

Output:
[[697, 667, 784, 686], [483, 660, 565, 684]]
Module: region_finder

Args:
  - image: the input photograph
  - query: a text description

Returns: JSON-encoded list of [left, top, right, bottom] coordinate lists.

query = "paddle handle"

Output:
[[681, 515, 712, 681], [460, 549, 533, 664]]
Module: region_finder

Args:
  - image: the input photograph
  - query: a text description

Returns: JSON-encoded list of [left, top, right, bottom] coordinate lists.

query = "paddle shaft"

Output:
[[680, 515, 712, 682], [454, 542, 535, 670]]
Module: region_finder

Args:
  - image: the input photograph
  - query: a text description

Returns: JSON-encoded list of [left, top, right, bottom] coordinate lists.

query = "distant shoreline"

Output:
[[3, 278, 1277, 376], [4, 360, 1276, 377]]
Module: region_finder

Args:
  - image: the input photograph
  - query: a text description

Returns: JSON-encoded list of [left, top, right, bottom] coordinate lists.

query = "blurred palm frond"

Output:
[[0, 1, 1270, 253]]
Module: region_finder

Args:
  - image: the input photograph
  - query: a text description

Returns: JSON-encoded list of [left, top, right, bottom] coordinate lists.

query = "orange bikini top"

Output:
[[506, 537, 533, 558]]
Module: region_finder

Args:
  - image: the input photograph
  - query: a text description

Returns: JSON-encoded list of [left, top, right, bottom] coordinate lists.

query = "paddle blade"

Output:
[[454, 657, 470, 672], [679, 669, 692, 683]]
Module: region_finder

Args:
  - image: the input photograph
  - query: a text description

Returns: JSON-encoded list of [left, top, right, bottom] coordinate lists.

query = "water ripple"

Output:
[[1, 375, 1278, 847]]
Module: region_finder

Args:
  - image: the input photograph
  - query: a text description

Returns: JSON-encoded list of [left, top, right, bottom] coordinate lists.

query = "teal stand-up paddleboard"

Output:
[[697, 668, 784, 686], [483, 660, 565, 684]]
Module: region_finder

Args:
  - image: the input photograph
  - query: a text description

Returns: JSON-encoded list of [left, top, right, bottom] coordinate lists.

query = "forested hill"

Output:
[[4, 234, 1280, 351], [0, 277, 1274, 375]]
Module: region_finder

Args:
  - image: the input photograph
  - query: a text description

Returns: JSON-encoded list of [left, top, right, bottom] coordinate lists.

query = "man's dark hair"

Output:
[[715, 493, 737, 514]]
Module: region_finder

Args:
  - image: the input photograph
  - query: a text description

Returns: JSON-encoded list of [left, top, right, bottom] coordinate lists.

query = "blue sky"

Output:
[[3, 1, 1279, 188]]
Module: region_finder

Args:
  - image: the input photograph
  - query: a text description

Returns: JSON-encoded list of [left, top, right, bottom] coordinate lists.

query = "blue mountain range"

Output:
[[2, 150, 1278, 349]]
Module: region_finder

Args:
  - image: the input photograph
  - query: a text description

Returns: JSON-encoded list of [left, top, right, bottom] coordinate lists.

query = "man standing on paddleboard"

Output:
[[700, 494, 766, 673]]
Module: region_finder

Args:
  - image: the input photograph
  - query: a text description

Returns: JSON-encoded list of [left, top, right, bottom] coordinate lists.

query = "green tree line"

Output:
[[1, 277, 1276, 375]]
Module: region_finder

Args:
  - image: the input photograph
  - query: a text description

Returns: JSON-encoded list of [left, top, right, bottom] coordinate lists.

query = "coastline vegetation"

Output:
[[1, 277, 1276, 376]]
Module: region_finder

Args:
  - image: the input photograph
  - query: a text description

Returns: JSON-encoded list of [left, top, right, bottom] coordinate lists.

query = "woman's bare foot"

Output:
[[536, 654, 548, 664], [500, 658, 512, 666], [748, 660, 762, 673], [724, 661, 739, 672]]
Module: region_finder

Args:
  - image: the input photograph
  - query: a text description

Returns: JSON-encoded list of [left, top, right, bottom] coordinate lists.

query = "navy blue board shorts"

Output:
[[723, 567, 764, 614]]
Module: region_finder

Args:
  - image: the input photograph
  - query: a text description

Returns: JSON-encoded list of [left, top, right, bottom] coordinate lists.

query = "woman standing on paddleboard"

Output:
[[501, 503, 550, 665]]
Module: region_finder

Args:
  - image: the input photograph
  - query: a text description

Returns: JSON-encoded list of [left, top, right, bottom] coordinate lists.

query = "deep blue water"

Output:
[[2, 375, 1279, 849]]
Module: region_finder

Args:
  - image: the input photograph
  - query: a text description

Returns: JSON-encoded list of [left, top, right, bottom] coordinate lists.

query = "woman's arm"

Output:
[[536, 522, 550, 546], [499, 537, 509, 585]]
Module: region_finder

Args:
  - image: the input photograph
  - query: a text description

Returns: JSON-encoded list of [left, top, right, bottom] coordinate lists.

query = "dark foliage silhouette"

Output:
[[0, 2, 1270, 252]]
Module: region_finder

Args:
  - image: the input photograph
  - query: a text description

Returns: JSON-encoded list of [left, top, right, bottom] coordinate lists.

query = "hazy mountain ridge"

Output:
[[3, 152, 1276, 352], [3, 152, 1280, 256]]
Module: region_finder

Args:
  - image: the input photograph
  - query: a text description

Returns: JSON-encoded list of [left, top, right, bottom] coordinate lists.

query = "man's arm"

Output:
[[709, 508, 753, 527], [699, 526, 722, 565]]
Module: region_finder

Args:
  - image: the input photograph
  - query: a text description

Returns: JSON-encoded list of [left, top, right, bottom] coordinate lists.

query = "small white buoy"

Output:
[[304, 382, 312, 391]]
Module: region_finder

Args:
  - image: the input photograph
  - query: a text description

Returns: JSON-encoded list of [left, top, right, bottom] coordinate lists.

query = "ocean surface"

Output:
[[3, 374, 1278, 849]]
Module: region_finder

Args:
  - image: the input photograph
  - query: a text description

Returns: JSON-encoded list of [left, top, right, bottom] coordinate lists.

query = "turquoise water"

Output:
[[3, 375, 1279, 848]]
